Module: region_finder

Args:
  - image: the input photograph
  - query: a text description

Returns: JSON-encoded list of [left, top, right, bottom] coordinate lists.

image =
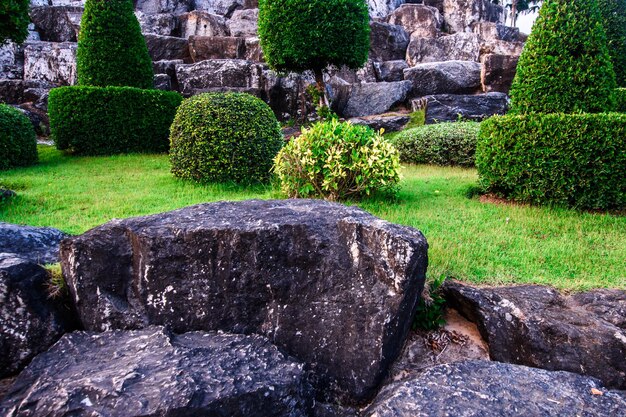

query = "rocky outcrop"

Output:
[[403, 60, 481, 96], [474, 21, 521, 42], [189, 36, 245, 61], [406, 32, 481, 66], [178, 10, 230, 38], [332, 80, 412, 118], [23, 41, 76, 85], [60, 199, 428, 404], [422, 92, 508, 122], [368, 0, 406, 19], [135, 11, 178, 36], [0, 327, 313, 416], [144, 34, 190, 62], [227, 8, 258, 37], [134, 0, 192, 15], [176, 58, 263, 95], [481, 53, 519, 93], [369, 22, 410, 62], [0, 43, 24, 80], [443, 0, 504, 34], [373, 60, 409, 82], [0, 254, 77, 379], [194, 0, 246, 17], [444, 281, 626, 390], [386, 4, 443, 38], [365, 361, 626, 417], [29, 6, 82, 42], [0, 223, 67, 264]]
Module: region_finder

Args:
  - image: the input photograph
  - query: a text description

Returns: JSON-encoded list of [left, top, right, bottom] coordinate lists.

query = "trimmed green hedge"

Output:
[[477, 113, 626, 210], [170, 93, 283, 184], [616, 88, 626, 112], [49, 86, 182, 155], [509, 0, 616, 114], [0, 103, 37, 170], [598, 0, 626, 87], [393, 122, 480, 167], [0, 0, 29, 44], [77, 0, 154, 89]]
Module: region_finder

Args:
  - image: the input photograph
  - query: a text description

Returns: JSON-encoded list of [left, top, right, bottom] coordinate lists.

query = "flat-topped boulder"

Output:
[[406, 32, 481, 66], [0, 223, 67, 264], [403, 60, 481, 96], [421, 92, 508, 123], [386, 4, 443, 38], [332, 80, 412, 118], [175, 59, 264, 95], [60, 199, 428, 404], [369, 22, 410, 62], [0, 327, 312, 416], [365, 361, 626, 417]]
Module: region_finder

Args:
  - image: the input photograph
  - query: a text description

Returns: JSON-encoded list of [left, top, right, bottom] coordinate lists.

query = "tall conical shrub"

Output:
[[77, 0, 154, 89], [509, 0, 617, 114], [597, 0, 626, 87]]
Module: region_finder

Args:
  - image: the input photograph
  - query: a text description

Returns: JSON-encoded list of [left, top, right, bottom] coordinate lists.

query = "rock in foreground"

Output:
[[0, 254, 76, 378], [0, 327, 311, 417], [365, 361, 626, 417], [0, 223, 67, 264], [60, 199, 429, 404]]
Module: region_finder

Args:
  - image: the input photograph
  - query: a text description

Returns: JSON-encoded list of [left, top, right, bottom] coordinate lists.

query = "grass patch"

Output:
[[1, 146, 624, 291]]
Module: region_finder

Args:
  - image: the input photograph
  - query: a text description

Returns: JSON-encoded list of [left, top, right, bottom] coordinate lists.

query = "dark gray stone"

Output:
[[0, 80, 54, 105], [403, 60, 481, 97], [364, 361, 626, 417], [423, 92, 508, 123], [368, 0, 405, 18], [175, 59, 264, 96], [134, 0, 192, 15], [332, 81, 412, 118], [406, 32, 481, 66], [135, 11, 178, 36], [144, 34, 190, 62], [481, 53, 519, 93], [369, 22, 409, 62], [0, 327, 312, 417], [193, 0, 245, 17], [0, 189, 16, 201], [60, 199, 428, 404], [349, 114, 410, 132], [0, 254, 77, 379], [0, 223, 67, 264], [373, 60, 409, 82], [0, 42, 24, 80], [22, 41, 77, 85], [153, 73, 171, 90], [29, 6, 83, 42], [473, 21, 521, 42], [444, 281, 626, 390], [15, 103, 50, 137]]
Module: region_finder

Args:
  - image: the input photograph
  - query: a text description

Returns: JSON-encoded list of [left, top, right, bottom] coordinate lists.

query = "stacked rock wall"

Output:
[[0, 0, 524, 134]]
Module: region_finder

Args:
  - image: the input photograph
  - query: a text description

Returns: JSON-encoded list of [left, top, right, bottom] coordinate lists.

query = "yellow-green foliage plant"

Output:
[[273, 120, 401, 201]]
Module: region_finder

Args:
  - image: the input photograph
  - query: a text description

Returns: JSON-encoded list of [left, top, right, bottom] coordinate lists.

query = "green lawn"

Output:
[[1, 146, 624, 291]]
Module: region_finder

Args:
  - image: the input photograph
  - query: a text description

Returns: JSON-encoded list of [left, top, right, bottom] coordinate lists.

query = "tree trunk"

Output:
[[511, 0, 518, 27], [313, 67, 329, 109]]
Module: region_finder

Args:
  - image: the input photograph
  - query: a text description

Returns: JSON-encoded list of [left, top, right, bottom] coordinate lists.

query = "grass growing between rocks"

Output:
[[1, 146, 624, 291]]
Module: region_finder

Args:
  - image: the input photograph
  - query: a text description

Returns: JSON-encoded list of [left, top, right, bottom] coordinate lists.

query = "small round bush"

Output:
[[477, 113, 626, 210], [509, 0, 617, 114], [273, 120, 401, 201], [393, 122, 480, 167], [170, 93, 283, 184], [0, 103, 37, 170], [77, 0, 154, 88]]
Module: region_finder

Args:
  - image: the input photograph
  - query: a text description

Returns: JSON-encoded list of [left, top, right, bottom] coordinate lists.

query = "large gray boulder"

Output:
[[0, 80, 54, 105], [368, 0, 405, 18], [0, 327, 312, 417], [175, 59, 264, 95], [444, 281, 626, 390], [227, 8, 258, 37], [386, 4, 443, 38], [135, 11, 178, 36], [365, 361, 626, 417], [373, 60, 409, 82], [144, 34, 190, 62], [403, 60, 481, 96], [134, 0, 191, 15], [194, 0, 245, 17], [369, 22, 410, 62], [0, 223, 68, 264], [481, 53, 519, 93], [0, 43, 24, 80], [406, 32, 481, 65], [60, 199, 428, 404], [422, 92, 508, 123], [23, 41, 76, 85], [443, 0, 504, 34], [178, 10, 230, 38], [473, 21, 521, 42], [0, 254, 77, 379], [29, 6, 83, 42], [332, 80, 412, 118]]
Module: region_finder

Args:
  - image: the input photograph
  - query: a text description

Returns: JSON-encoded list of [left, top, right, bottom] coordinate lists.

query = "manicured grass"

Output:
[[1, 146, 624, 291]]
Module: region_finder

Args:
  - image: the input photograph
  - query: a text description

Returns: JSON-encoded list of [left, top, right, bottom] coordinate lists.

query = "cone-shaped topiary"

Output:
[[597, 0, 626, 87], [509, 0, 617, 114], [0, 0, 29, 44], [77, 0, 154, 89], [258, 0, 370, 106]]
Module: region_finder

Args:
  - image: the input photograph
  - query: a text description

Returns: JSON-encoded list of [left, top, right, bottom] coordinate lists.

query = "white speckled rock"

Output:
[[60, 199, 428, 405], [23, 41, 77, 85], [0, 327, 312, 416]]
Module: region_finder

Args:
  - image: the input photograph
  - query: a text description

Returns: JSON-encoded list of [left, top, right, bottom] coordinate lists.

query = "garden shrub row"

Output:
[[273, 119, 401, 201], [170, 92, 283, 184], [49, 86, 182, 155], [0, 103, 37, 170], [615, 88, 626, 112], [477, 112, 626, 210], [393, 122, 480, 168]]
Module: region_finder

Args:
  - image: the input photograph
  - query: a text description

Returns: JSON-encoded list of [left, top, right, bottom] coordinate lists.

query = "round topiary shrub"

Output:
[[77, 0, 154, 89], [509, 0, 617, 114], [393, 122, 480, 167], [597, 0, 626, 87], [273, 120, 401, 201], [170, 93, 283, 184], [477, 113, 626, 210], [49, 86, 182, 155], [0, 103, 37, 170]]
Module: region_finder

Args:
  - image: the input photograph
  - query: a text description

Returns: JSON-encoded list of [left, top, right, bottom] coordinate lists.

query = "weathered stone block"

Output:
[[403, 60, 481, 96]]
